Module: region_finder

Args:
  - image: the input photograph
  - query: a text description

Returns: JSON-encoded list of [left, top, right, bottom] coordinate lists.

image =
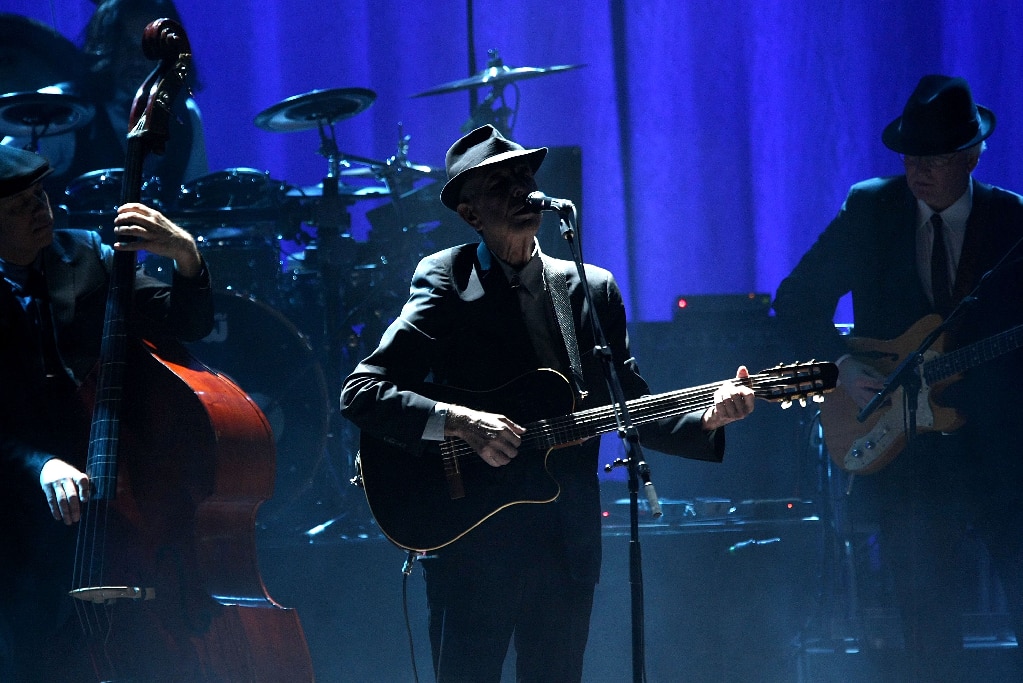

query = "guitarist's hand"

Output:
[[702, 365, 756, 430], [837, 356, 885, 408], [445, 405, 525, 467]]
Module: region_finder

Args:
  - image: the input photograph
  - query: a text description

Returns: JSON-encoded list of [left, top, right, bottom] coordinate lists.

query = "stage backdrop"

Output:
[[6, 0, 1023, 323]]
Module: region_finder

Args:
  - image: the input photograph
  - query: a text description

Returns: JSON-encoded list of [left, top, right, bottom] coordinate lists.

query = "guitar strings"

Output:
[[439, 372, 815, 468]]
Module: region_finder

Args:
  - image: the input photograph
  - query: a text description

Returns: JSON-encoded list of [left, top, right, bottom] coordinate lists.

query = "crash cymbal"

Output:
[[0, 90, 95, 138], [413, 63, 584, 98], [284, 182, 390, 200], [254, 87, 376, 132]]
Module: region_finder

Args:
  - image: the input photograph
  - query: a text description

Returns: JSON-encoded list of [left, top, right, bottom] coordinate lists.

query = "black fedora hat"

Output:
[[0, 145, 53, 200], [882, 75, 995, 156], [440, 125, 547, 211]]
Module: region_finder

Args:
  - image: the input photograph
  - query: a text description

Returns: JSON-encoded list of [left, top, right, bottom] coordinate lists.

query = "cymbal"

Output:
[[284, 182, 390, 200], [413, 63, 584, 97], [254, 87, 376, 132], [339, 160, 445, 181], [0, 90, 95, 138]]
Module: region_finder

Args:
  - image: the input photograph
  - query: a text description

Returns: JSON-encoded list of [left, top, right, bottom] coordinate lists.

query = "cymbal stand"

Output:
[[462, 49, 518, 135], [308, 118, 364, 524], [313, 118, 352, 385]]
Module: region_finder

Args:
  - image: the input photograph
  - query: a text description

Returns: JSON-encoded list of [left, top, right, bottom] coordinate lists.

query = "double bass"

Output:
[[69, 19, 314, 681]]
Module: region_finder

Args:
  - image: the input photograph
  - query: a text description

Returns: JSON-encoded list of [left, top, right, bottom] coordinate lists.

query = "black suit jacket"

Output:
[[0, 229, 214, 482], [774, 175, 1023, 487], [341, 242, 724, 582]]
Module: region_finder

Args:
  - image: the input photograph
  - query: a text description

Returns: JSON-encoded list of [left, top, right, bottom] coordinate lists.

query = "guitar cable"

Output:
[[401, 550, 422, 683]]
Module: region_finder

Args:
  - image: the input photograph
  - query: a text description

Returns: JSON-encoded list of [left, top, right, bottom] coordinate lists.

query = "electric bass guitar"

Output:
[[356, 361, 837, 552], [821, 315, 1023, 474]]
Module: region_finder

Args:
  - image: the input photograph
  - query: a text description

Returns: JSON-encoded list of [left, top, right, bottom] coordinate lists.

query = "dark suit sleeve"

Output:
[[339, 254, 449, 455], [773, 179, 888, 360], [132, 254, 215, 342]]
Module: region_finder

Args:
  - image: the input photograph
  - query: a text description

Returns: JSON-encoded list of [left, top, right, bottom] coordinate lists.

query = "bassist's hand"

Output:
[[113, 202, 203, 278], [39, 458, 90, 525], [445, 405, 525, 467]]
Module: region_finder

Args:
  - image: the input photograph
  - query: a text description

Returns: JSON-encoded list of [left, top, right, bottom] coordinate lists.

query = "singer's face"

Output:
[[457, 162, 542, 266]]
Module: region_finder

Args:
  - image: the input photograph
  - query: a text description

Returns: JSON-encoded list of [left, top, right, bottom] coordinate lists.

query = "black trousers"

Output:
[[423, 545, 595, 683]]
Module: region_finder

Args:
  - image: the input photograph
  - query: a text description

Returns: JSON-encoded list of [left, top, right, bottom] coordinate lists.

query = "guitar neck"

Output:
[[521, 382, 723, 452], [924, 324, 1023, 383], [518, 367, 827, 452]]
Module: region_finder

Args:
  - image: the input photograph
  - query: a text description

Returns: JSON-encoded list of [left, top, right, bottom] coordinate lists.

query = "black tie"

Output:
[[930, 213, 952, 315]]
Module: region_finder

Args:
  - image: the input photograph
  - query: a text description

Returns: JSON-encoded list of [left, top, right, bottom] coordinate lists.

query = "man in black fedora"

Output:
[[774, 75, 1023, 681], [341, 124, 755, 682]]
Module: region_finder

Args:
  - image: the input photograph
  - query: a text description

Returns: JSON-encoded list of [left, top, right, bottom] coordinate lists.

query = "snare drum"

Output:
[[186, 291, 329, 522]]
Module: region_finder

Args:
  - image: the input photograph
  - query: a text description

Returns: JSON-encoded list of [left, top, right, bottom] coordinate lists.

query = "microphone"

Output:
[[525, 191, 574, 213]]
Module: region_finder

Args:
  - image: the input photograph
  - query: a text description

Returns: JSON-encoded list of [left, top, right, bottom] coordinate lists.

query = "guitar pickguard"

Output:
[[840, 380, 935, 473]]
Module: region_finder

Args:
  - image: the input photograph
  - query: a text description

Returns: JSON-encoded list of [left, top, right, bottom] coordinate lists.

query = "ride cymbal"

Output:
[[413, 63, 584, 97], [254, 87, 376, 132], [0, 90, 95, 138]]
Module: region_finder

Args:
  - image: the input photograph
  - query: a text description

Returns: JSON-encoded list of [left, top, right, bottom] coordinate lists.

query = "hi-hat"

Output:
[[254, 87, 376, 132], [0, 90, 95, 138], [413, 63, 584, 97]]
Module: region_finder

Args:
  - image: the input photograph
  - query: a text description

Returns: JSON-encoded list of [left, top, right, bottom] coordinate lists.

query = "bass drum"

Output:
[[186, 291, 329, 531]]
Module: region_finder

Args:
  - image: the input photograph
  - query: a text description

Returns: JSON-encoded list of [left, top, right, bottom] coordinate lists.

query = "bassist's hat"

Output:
[[0, 145, 53, 200], [882, 75, 995, 156]]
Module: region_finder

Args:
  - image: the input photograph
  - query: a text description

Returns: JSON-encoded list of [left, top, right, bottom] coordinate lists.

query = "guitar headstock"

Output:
[[751, 361, 839, 408]]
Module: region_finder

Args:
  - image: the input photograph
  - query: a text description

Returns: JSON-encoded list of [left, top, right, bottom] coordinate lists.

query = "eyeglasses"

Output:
[[900, 152, 960, 169]]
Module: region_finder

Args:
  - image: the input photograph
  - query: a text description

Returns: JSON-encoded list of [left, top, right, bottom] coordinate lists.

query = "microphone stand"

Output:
[[557, 203, 658, 683]]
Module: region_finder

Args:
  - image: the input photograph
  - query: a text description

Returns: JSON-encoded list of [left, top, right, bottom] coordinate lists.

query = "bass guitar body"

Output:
[[819, 315, 960, 474]]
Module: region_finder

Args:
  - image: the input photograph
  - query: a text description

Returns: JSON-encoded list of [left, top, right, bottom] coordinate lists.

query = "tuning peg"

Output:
[[812, 394, 825, 403], [780, 400, 793, 410], [799, 397, 807, 407]]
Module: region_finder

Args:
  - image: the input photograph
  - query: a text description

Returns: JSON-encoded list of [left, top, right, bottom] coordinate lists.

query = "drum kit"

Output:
[[1, 20, 583, 537]]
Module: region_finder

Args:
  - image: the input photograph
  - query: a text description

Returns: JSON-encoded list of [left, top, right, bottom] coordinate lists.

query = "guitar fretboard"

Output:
[[924, 324, 1023, 383]]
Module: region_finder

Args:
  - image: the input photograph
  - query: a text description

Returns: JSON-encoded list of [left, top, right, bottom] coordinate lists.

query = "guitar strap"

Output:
[[544, 257, 588, 401]]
